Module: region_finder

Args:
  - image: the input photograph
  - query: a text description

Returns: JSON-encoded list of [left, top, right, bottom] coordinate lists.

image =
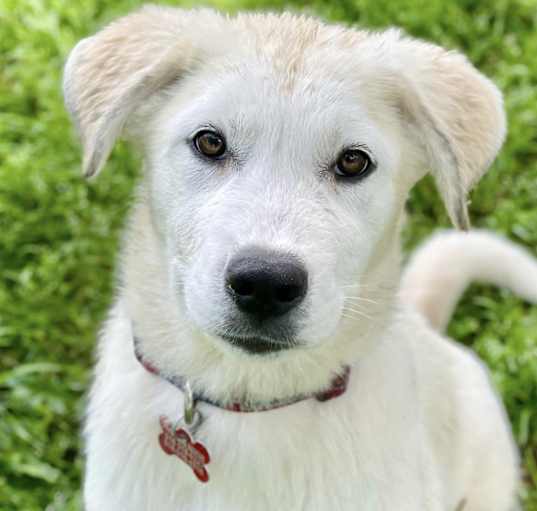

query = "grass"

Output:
[[0, 0, 536, 509]]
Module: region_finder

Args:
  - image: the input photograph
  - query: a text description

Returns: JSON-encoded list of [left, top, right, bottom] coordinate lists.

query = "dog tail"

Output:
[[401, 230, 537, 332]]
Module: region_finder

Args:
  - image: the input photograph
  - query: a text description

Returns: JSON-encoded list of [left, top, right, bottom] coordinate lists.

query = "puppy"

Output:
[[63, 6, 537, 510]]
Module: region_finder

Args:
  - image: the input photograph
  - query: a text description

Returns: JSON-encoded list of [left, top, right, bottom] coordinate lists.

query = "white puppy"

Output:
[[63, 6, 537, 510]]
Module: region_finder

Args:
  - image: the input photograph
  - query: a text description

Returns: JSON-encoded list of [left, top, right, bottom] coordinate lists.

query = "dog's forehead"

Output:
[[207, 63, 364, 124], [211, 16, 375, 96], [231, 13, 368, 85], [188, 17, 400, 130]]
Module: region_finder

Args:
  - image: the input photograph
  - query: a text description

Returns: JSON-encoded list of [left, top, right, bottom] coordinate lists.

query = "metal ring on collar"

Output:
[[183, 381, 196, 425]]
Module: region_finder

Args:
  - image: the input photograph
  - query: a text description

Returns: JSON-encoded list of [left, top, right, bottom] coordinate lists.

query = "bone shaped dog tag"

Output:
[[158, 415, 210, 483]]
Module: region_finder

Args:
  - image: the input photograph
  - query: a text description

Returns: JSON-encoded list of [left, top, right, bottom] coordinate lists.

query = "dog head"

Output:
[[64, 7, 505, 402]]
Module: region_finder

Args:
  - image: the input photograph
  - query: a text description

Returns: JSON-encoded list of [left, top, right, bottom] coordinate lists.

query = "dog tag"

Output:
[[158, 415, 210, 482]]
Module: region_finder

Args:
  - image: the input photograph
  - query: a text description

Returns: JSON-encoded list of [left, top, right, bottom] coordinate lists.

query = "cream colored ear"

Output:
[[63, 6, 209, 177], [393, 34, 506, 229]]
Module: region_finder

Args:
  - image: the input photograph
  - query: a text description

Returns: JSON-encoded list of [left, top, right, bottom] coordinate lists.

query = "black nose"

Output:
[[226, 248, 308, 320]]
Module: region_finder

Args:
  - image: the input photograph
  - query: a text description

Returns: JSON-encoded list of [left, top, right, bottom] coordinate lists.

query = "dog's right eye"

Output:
[[335, 149, 372, 179], [193, 130, 227, 159]]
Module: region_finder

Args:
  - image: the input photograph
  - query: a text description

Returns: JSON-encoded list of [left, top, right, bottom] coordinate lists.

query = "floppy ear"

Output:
[[63, 6, 218, 178], [391, 34, 506, 229]]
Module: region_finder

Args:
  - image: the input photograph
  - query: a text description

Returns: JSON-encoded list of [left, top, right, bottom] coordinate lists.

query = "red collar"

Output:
[[134, 336, 350, 413]]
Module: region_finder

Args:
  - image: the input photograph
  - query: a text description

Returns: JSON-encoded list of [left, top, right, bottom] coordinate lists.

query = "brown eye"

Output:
[[194, 130, 226, 158], [335, 149, 371, 178]]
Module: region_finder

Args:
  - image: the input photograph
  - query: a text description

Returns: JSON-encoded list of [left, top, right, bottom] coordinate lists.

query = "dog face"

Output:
[[146, 59, 402, 355], [64, 7, 505, 398]]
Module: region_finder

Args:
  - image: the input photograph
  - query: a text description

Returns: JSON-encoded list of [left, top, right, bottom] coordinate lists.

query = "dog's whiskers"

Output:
[[344, 296, 380, 305], [341, 305, 374, 321]]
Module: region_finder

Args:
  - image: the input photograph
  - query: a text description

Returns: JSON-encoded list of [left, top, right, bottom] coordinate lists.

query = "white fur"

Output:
[[62, 6, 529, 510]]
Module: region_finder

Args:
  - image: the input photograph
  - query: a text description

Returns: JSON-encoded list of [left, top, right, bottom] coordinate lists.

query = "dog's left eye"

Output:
[[335, 149, 372, 179], [193, 130, 227, 159]]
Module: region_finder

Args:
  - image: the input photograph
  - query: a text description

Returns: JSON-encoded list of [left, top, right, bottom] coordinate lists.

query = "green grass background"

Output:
[[1, 0, 536, 508]]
